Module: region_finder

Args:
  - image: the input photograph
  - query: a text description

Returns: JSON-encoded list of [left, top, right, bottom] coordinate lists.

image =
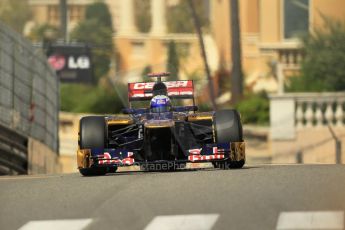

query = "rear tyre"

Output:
[[214, 110, 245, 169], [79, 116, 107, 149]]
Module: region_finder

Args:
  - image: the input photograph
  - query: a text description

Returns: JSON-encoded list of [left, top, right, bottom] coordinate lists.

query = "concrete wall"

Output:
[[59, 112, 83, 173], [271, 127, 345, 164], [28, 138, 61, 174]]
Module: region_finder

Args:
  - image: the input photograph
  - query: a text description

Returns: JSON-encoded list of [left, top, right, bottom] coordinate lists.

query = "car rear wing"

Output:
[[128, 80, 194, 102]]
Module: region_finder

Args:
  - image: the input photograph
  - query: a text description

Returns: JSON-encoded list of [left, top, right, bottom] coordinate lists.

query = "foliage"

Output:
[[167, 0, 209, 33], [235, 92, 269, 125], [0, 0, 31, 33], [28, 23, 60, 43], [141, 65, 152, 82], [288, 17, 345, 92], [134, 0, 151, 33], [215, 65, 231, 96], [85, 1, 113, 29], [60, 83, 125, 114], [166, 41, 179, 80], [197, 102, 212, 112], [62, 2, 121, 113], [70, 2, 114, 82]]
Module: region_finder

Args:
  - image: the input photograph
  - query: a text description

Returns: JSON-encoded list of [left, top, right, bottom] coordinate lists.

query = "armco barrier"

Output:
[[0, 123, 27, 175], [0, 21, 59, 175]]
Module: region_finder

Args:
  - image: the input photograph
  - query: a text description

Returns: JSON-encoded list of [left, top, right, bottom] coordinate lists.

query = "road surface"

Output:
[[1, 164, 345, 230]]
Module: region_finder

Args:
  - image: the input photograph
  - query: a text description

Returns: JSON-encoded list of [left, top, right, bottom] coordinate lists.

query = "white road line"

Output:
[[276, 211, 344, 230], [144, 214, 219, 230], [18, 219, 93, 230]]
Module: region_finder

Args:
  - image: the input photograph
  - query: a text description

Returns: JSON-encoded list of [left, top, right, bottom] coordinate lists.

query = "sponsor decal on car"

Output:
[[188, 147, 225, 161], [132, 81, 189, 89], [97, 151, 135, 165], [128, 81, 194, 99], [156, 99, 166, 104]]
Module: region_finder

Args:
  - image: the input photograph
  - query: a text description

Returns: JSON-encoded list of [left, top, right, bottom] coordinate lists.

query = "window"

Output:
[[69, 5, 83, 21], [48, 6, 60, 24], [283, 0, 309, 39]]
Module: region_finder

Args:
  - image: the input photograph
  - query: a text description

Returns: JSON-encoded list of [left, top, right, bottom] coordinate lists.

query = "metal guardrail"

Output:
[[0, 124, 28, 175]]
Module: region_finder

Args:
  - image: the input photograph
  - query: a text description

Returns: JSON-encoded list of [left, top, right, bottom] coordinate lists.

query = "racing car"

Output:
[[77, 72, 245, 176]]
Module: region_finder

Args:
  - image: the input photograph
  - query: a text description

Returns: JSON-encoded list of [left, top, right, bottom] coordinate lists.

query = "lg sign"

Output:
[[47, 43, 94, 84], [68, 56, 90, 69], [48, 54, 65, 71], [49, 55, 90, 70]]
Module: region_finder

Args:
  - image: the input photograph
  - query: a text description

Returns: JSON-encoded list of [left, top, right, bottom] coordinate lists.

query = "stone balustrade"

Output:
[[295, 93, 345, 128], [278, 48, 304, 69], [270, 93, 345, 140], [260, 43, 304, 69]]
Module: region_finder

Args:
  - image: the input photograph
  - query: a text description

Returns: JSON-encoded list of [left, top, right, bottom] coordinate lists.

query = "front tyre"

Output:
[[79, 116, 107, 149], [79, 167, 107, 176], [214, 110, 245, 169], [79, 166, 117, 176], [229, 159, 245, 168], [214, 109, 243, 143]]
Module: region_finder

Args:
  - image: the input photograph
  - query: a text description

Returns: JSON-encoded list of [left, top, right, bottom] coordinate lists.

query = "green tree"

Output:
[[167, 0, 209, 33], [288, 17, 345, 92], [70, 2, 114, 81], [216, 65, 231, 96], [235, 91, 269, 125], [28, 23, 59, 43], [141, 65, 152, 82], [60, 83, 125, 114], [85, 1, 113, 29], [0, 0, 31, 34], [166, 41, 179, 80], [134, 0, 151, 33], [62, 2, 122, 114]]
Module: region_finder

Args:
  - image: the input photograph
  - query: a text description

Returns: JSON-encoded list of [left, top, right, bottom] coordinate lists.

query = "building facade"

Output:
[[27, 0, 345, 93], [28, 0, 93, 34], [27, 0, 215, 85], [211, 0, 345, 92]]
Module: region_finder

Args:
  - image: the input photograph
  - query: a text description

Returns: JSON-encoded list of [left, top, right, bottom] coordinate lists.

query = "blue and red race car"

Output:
[[77, 72, 245, 176]]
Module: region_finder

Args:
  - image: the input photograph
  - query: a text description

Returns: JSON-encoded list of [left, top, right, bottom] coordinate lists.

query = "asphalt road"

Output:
[[1, 164, 345, 230]]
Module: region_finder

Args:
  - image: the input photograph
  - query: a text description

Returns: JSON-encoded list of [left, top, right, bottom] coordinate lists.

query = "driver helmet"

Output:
[[150, 95, 171, 113]]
